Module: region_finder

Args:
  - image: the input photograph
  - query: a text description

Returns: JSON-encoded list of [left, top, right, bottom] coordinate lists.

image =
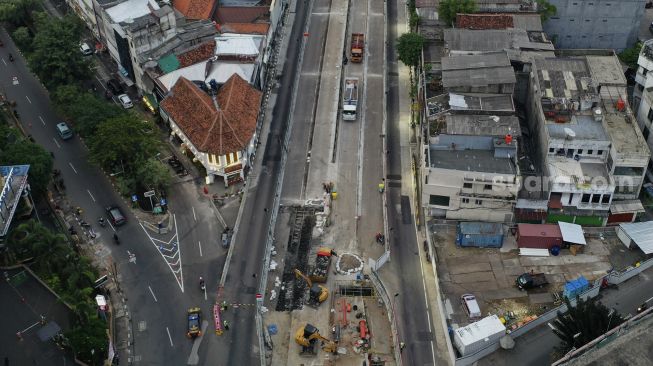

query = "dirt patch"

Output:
[[336, 253, 364, 274]]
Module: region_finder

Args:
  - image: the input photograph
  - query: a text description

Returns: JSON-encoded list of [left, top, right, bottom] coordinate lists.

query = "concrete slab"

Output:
[[480, 288, 526, 300], [502, 258, 521, 267], [459, 281, 500, 292], [504, 266, 527, 276], [448, 262, 493, 275], [528, 292, 555, 304], [450, 272, 496, 283]]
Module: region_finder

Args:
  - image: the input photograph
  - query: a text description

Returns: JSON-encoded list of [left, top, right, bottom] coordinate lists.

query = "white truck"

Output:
[[342, 77, 359, 121]]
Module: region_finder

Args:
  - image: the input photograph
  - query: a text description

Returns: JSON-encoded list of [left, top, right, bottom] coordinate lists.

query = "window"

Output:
[[597, 150, 603, 155], [644, 125, 650, 141], [569, 19, 575, 22], [581, 194, 591, 203], [638, 84, 645, 92], [601, 194, 611, 204], [591, 195, 601, 203], [585, 19, 590, 22], [461, 198, 470, 204], [475, 199, 482, 205], [226, 154, 232, 165], [549, 147, 555, 153], [484, 184, 492, 190], [648, 109, 653, 122], [429, 195, 451, 206], [578, 149, 583, 154], [644, 69, 649, 77], [602, 19, 608, 22], [463, 183, 473, 189], [587, 150, 593, 154]]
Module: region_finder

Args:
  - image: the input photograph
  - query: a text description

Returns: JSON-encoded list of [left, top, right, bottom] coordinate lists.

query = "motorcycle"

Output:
[[375, 233, 385, 244], [9, 53, 14, 62], [637, 302, 648, 313], [199, 277, 206, 291], [79, 220, 91, 228], [98, 217, 106, 227]]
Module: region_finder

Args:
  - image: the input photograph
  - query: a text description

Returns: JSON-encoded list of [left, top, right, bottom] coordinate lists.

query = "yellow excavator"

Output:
[[294, 323, 338, 355], [294, 269, 328, 306]]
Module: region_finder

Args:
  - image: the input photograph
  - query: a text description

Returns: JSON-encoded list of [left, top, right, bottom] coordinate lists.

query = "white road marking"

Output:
[[108, 222, 115, 232], [95, 75, 107, 90], [148, 286, 158, 303], [186, 321, 209, 365], [192, 206, 197, 221], [87, 189, 96, 202], [2, 59, 5, 65], [25, 95, 31, 104], [39, 116, 45, 126], [198, 241, 203, 257], [166, 327, 174, 347], [52, 138, 60, 148], [68, 162, 78, 174]]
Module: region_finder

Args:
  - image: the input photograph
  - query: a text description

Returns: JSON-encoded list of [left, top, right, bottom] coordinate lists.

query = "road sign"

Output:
[[256, 293, 263, 304], [131, 194, 138, 202], [144, 190, 155, 198], [160, 198, 167, 206]]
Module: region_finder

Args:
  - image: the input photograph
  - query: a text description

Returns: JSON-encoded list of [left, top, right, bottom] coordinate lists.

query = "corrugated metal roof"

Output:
[[518, 223, 562, 238], [618, 222, 653, 254], [454, 315, 506, 346], [515, 199, 548, 210], [610, 200, 645, 214], [158, 54, 180, 73], [459, 222, 503, 235], [558, 222, 586, 245]]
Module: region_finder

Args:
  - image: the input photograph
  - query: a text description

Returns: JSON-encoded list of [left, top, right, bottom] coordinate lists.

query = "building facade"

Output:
[[542, 0, 645, 51], [633, 39, 653, 182]]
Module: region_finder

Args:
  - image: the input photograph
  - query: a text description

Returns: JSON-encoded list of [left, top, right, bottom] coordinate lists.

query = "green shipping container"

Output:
[[573, 216, 603, 226], [546, 214, 574, 224]]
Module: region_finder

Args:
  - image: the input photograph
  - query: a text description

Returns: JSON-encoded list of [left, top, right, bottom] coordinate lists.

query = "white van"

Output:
[[56, 122, 73, 140], [461, 294, 482, 319]]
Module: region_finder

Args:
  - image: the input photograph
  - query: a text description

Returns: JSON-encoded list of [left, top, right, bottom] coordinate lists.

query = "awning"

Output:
[[548, 195, 563, 209], [618, 221, 653, 254], [610, 200, 645, 214], [558, 222, 586, 245]]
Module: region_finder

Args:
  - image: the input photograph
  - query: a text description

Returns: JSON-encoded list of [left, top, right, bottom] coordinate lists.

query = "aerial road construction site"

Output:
[[255, 0, 398, 364]]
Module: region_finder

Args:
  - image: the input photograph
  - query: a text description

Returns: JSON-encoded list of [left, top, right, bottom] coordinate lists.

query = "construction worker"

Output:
[[221, 300, 228, 312], [223, 320, 230, 331], [378, 179, 385, 193]]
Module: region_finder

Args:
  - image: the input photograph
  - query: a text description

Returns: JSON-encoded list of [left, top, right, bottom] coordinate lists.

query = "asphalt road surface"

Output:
[[203, 0, 311, 363], [0, 29, 224, 365]]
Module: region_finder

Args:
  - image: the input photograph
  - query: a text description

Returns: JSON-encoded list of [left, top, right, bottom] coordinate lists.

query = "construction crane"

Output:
[[294, 269, 328, 306], [294, 323, 338, 355]]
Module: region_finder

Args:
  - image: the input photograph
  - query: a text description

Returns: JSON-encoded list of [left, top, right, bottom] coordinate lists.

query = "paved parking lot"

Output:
[[0, 268, 75, 365], [429, 221, 648, 329]]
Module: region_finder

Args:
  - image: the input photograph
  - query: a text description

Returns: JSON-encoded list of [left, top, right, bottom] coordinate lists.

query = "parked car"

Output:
[[106, 206, 126, 226], [461, 294, 482, 319], [56, 122, 73, 140], [79, 42, 93, 56], [118, 94, 133, 109], [516, 272, 549, 290], [106, 79, 124, 95]]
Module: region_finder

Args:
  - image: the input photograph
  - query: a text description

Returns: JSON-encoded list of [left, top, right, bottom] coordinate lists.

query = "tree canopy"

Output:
[[438, 0, 477, 26], [0, 123, 53, 195], [551, 297, 625, 353], [29, 13, 91, 89], [538, 0, 557, 22], [0, 0, 38, 28], [397, 32, 425, 68], [619, 42, 643, 70], [53, 86, 126, 137]]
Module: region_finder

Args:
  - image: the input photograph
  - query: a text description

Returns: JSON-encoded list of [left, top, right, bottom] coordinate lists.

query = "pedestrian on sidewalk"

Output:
[[221, 300, 228, 312], [399, 342, 406, 352], [223, 320, 230, 331]]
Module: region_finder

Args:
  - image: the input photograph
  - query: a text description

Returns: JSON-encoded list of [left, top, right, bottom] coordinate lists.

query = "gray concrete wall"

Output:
[[543, 0, 646, 51]]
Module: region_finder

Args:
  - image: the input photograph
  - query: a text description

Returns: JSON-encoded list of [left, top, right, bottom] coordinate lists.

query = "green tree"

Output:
[[88, 116, 160, 175], [619, 42, 643, 70], [0, 0, 38, 28], [438, 0, 477, 26], [52, 86, 125, 137], [551, 297, 625, 353], [12, 26, 32, 51], [538, 0, 557, 22], [397, 32, 425, 69], [135, 158, 171, 191], [29, 13, 91, 89], [0, 125, 53, 195], [66, 317, 108, 366]]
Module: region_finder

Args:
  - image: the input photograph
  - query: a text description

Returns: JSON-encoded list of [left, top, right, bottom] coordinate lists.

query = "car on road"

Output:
[[118, 94, 133, 109], [56, 122, 73, 140], [80, 42, 93, 56], [106, 79, 124, 95], [106, 206, 126, 226], [187, 307, 202, 338]]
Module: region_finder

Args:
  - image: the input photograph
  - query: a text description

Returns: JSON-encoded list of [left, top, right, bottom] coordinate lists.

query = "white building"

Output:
[[633, 39, 653, 182]]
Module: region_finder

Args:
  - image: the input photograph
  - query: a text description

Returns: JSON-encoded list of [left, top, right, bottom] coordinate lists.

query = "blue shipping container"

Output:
[[456, 222, 504, 248]]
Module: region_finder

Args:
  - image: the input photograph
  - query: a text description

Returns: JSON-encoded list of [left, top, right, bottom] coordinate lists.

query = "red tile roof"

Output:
[[177, 41, 216, 68], [173, 0, 216, 20], [161, 75, 262, 156], [214, 6, 269, 24], [456, 14, 514, 30], [219, 22, 270, 35]]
